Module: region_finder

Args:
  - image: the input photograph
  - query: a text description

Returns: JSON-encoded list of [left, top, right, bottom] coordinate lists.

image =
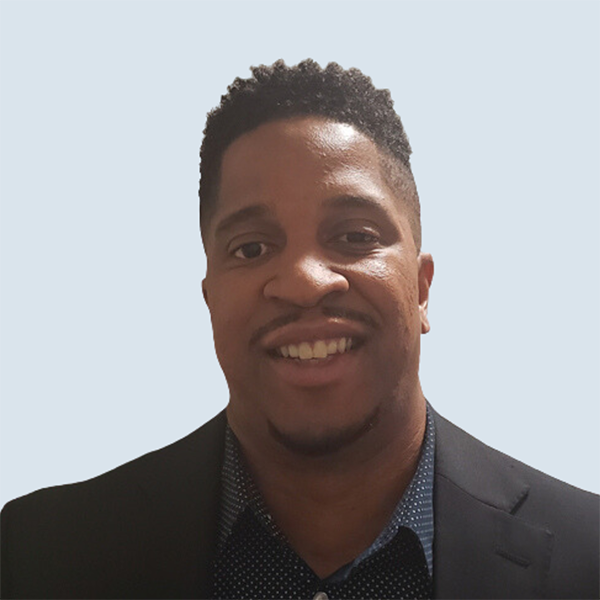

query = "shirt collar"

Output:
[[217, 403, 436, 575]]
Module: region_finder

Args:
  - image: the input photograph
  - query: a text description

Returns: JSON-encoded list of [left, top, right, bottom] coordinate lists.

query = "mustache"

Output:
[[249, 306, 378, 348]]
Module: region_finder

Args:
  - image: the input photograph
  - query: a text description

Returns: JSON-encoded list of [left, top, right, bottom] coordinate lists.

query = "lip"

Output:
[[264, 340, 364, 388], [258, 318, 371, 351]]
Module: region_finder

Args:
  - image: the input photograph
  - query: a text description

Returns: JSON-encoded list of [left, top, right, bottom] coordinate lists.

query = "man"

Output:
[[1, 60, 598, 599]]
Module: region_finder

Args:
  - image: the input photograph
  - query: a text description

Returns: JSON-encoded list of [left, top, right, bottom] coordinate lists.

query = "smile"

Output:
[[275, 337, 355, 360]]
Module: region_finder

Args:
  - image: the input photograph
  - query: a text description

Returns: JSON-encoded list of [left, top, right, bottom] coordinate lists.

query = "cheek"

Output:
[[210, 314, 253, 387], [207, 270, 257, 319], [353, 255, 420, 318], [206, 276, 256, 365]]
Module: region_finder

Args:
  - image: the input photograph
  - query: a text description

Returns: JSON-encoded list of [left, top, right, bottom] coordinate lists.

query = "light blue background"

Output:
[[1, 0, 598, 509]]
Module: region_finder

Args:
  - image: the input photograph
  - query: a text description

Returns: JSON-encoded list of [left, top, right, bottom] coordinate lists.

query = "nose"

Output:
[[263, 253, 350, 307]]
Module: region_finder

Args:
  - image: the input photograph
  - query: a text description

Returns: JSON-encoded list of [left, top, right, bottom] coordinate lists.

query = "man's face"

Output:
[[203, 116, 433, 455]]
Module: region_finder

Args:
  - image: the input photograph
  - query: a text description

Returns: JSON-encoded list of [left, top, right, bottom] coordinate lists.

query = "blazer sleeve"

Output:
[[0, 503, 11, 600]]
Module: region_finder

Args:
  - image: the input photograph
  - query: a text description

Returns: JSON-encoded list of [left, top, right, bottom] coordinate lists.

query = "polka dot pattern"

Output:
[[358, 406, 435, 574], [213, 406, 436, 599], [213, 509, 432, 599]]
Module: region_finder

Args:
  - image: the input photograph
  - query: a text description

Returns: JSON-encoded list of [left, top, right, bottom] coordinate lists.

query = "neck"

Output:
[[229, 394, 427, 579]]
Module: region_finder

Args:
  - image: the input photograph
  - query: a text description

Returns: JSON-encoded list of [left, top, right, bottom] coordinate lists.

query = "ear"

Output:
[[417, 253, 434, 334], [202, 278, 209, 306]]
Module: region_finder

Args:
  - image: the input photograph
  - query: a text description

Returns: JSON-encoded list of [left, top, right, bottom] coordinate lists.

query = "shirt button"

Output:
[[313, 593, 329, 600]]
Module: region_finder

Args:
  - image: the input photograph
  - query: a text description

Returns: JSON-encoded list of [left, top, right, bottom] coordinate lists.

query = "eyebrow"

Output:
[[324, 194, 393, 220], [214, 204, 271, 238], [213, 194, 393, 239]]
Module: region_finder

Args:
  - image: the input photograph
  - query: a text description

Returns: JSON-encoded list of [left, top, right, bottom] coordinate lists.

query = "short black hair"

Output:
[[199, 59, 421, 250]]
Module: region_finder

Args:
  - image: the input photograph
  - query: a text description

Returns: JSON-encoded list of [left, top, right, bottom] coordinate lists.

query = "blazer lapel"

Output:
[[432, 410, 554, 599], [133, 410, 227, 599], [187, 411, 228, 598]]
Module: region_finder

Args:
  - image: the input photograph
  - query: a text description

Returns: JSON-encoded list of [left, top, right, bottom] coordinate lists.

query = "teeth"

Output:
[[313, 340, 327, 359], [298, 342, 313, 360], [277, 337, 355, 360]]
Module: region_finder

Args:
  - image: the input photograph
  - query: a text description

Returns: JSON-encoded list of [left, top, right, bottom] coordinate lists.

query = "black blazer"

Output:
[[2, 409, 598, 599]]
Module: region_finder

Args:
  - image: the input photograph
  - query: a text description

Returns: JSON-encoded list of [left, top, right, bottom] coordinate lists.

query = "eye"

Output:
[[330, 229, 382, 256], [338, 231, 379, 245], [232, 241, 270, 260]]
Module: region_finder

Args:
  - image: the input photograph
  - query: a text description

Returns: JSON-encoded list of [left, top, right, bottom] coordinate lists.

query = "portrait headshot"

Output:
[[1, 1, 598, 599]]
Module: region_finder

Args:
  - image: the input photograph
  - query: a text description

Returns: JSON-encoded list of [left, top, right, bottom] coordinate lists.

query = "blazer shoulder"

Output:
[[432, 408, 599, 599], [1, 410, 227, 598], [4, 410, 227, 509], [433, 408, 598, 514]]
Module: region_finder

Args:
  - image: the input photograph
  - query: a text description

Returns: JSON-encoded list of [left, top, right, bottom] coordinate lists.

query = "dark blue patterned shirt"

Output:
[[214, 406, 435, 598]]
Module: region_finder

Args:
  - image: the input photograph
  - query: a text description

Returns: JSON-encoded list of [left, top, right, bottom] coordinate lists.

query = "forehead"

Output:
[[218, 116, 391, 203], [224, 116, 380, 164]]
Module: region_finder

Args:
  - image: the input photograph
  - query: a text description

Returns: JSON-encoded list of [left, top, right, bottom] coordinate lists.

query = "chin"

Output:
[[266, 404, 381, 457]]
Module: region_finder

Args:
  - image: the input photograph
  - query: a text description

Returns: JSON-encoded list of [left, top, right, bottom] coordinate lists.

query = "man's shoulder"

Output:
[[432, 408, 599, 599], [3, 410, 227, 513], [432, 408, 598, 513], [1, 410, 227, 598]]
